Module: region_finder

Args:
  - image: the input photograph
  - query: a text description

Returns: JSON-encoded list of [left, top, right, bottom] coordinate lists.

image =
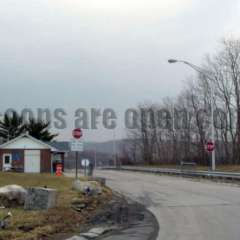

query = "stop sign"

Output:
[[207, 141, 214, 152], [72, 128, 83, 139]]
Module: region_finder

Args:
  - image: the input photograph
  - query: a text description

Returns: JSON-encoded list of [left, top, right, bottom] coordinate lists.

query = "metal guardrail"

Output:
[[103, 166, 240, 181]]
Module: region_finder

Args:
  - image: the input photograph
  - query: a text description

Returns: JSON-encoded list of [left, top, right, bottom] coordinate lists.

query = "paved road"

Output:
[[95, 170, 240, 240]]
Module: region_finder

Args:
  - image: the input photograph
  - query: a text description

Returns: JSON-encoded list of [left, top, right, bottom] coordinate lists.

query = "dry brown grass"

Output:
[[0, 173, 112, 240]]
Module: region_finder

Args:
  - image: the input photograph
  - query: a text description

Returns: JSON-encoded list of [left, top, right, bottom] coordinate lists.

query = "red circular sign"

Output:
[[207, 141, 214, 152], [72, 128, 83, 139]]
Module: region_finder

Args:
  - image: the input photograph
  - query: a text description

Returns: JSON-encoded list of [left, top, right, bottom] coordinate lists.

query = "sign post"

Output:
[[81, 159, 90, 177], [71, 128, 83, 179], [76, 152, 78, 179]]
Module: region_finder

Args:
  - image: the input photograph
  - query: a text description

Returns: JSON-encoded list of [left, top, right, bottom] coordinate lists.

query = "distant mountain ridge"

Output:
[[53, 139, 124, 155], [84, 139, 123, 155]]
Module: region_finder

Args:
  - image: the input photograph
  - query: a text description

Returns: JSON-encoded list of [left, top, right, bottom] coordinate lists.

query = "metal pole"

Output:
[[172, 103, 175, 131], [94, 148, 97, 169], [84, 162, 87, 177], [168, 59, 216, 171], [75, 151, 78, 179], [210, 84, 216, 171], [51, 154, 53, 174], [113, 130, 117, 168]]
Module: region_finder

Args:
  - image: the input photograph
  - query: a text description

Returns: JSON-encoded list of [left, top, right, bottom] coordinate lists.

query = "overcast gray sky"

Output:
[[0, 0, 240, 141]]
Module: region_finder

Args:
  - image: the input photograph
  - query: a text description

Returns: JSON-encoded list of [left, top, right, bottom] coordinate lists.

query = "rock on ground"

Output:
[[72, 180, 102, 196], [88, 227, 112, 235], [89, 177, 106, 186], [24, 187, 57, 210], [80, 232, 99, 238], [66, 236, 87, 240], [0, 185, 27, 207]]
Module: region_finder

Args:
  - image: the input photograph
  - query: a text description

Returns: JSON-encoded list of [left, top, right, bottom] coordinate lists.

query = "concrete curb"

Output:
[[100, 208, 159, 240], [66, 200, 159, 240], [63, 173, 159, 240]]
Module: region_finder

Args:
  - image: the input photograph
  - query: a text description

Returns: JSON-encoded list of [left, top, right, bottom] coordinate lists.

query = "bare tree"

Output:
[[124, 38, 240, 167]]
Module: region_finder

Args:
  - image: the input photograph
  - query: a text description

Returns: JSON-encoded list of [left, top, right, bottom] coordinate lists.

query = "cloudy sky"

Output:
[[0, 0, 240, 141]]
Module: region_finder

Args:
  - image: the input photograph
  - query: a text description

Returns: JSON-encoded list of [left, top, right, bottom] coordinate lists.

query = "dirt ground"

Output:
[[0, 173, 112, 240]]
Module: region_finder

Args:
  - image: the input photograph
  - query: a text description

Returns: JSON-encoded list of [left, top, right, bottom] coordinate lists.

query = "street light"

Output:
[[168, 59, 178, 64], [168, 59, 216, 171]]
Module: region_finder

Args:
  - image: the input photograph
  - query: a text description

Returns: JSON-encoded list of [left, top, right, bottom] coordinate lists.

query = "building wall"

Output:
[[40, 149, 51, 173], [0, 149, 24, 171], [0, 149, 51, 173]]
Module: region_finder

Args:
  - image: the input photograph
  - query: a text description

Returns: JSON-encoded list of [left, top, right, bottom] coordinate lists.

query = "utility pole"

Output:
[[75, 151, 78, 179], [210, 83, 216, 170], [113, 130, 117, 168], [94, 147, 97, 169], [168, 59, 216, 171]]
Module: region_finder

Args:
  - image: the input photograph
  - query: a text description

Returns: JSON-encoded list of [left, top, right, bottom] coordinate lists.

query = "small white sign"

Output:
[[81, 159, 90, 167], [70, 139, 84, 152]]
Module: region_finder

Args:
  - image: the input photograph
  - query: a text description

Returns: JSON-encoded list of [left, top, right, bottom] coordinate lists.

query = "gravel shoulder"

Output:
[[63, 193, 159, 240]]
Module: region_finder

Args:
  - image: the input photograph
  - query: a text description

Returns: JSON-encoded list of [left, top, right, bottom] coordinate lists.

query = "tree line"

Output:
[[0, 111, 57, 142], [121, 39, 240, 166]]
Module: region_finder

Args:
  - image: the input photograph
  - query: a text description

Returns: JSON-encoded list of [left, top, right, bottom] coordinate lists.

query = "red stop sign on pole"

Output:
[[207, 141, 214, 152], [72, 128, 83, 139]]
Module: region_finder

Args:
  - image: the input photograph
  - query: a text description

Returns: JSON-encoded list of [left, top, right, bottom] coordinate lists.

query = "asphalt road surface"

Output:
[[95, 170, 240, 240]]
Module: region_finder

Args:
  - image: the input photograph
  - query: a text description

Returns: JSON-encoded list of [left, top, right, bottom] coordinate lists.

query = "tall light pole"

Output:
[[168, 59, 216, 171], [94, 146, 97, 169], [113, 130, 117, 168]]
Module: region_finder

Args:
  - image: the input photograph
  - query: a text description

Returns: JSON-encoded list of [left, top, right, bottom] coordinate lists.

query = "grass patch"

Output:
[[0, 173, 112, 240]]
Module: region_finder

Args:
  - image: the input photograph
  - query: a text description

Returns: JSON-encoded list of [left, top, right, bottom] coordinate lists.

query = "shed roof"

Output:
[[47, 141, 70, 153], [0, 134, 58, 151]]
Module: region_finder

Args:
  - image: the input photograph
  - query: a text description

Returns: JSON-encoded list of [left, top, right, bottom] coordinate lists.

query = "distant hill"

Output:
[[84, 139, 123, 155], [51, 139, 125, 155], [63, 139, 127, 169]]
